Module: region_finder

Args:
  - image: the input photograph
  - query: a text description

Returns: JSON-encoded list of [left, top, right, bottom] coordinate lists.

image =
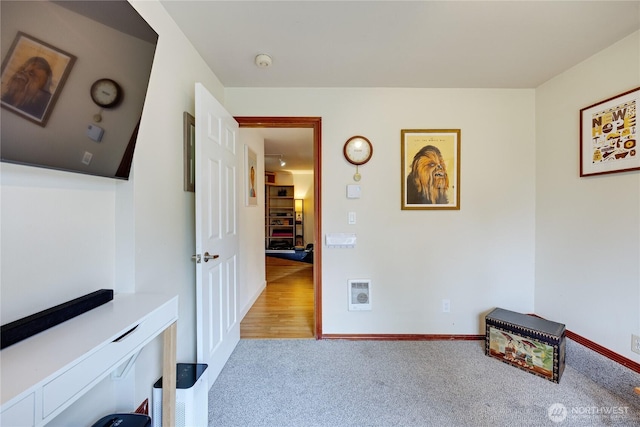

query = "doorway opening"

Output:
[[235, 117, 322, 339]]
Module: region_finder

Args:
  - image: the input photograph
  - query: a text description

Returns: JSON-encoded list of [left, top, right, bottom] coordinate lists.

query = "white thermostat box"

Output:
[[86, 124, 104, 142], [346, 184, 361, 199]]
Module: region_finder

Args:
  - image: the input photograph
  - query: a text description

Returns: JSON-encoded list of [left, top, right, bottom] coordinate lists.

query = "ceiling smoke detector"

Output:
[[255, 54, 272, 68]]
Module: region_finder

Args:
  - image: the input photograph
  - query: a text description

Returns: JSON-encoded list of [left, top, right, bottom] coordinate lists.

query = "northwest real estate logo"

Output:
[[548, 403, 632, 423]]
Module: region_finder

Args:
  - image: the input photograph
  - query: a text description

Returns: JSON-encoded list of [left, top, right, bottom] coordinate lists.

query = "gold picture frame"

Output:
[[401, 129, 461, 210], [183, 112, 195, 192], [579, 86, 639, 177], [1, 32, 76, 126], [245, 145, 258, 206]]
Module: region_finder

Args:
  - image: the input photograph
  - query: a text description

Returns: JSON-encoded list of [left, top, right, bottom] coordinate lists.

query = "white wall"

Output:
[[1, 164, 117, 323], [226, 88, 537, 334], [535, 31, 640, 360], [238, 128, 267, 318]]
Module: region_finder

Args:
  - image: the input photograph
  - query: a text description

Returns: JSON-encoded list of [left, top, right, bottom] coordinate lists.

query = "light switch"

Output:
[[348, 212, 356, 224], [81, 151, 93, 165]]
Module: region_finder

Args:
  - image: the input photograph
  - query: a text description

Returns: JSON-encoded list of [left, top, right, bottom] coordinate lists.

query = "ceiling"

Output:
[[160, 0, 640, 170], [161, 1, 639, 89], [253, 127, 315, 173]]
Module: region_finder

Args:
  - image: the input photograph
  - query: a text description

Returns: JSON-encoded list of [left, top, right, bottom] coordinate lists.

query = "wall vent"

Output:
[[348, 279, 371, 311]]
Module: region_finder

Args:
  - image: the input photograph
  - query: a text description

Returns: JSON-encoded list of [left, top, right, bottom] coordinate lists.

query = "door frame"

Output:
[[235, 116, 322, 338]]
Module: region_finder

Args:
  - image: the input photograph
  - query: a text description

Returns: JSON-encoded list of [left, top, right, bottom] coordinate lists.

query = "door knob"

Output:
[[203, 252, 219, 262], [191, 252, 219, 263]]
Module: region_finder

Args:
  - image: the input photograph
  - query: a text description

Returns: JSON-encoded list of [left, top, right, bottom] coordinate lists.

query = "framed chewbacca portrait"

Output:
[[1, 32, 76, 127], [401, 129, 461, 210]]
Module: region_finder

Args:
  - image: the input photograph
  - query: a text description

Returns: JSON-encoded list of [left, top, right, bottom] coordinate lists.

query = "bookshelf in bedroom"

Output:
[[265, 182, 295, 252]]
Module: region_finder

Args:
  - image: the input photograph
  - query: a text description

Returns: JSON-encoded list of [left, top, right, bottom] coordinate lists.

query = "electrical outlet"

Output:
[[442, 299, 450, 313], [632, 334, 640, 354]]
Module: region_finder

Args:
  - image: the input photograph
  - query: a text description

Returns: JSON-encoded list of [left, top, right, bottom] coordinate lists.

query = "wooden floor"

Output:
[[240, 256, 314, 338]]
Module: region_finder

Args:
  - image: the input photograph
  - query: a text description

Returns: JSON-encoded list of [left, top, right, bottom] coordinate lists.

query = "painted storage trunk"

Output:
[[485, 307, 566, 383]]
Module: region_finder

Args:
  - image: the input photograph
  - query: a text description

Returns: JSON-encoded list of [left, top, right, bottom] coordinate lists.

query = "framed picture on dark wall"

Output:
[[580, 87, 639, 177], [1, 32, 76, 126], [401, 129, 461, 210]]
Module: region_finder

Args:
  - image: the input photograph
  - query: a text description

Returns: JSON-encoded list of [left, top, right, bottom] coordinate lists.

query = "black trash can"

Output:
[[91, 413, 151, 427]]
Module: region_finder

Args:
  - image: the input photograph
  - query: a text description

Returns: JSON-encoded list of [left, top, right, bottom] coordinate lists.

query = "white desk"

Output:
[[0, 293, 178, 427]]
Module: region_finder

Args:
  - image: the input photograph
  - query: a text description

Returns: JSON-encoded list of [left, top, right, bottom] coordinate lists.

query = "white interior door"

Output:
[[194, 82, 240, 388]]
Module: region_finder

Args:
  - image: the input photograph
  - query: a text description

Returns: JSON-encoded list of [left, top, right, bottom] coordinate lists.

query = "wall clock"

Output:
[[343, 136, 373, 165], [343, 136, 373, 181], [90, 78, 122, 108]]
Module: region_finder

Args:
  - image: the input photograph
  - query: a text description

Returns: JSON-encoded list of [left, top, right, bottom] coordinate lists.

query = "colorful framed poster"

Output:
[[401, 129, 461, 210], [1, 32, 76, 126], [580, 87, 639, 177]]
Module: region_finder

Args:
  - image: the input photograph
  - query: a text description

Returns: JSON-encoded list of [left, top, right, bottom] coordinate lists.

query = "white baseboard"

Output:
[[240, 280, 266, 320]]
